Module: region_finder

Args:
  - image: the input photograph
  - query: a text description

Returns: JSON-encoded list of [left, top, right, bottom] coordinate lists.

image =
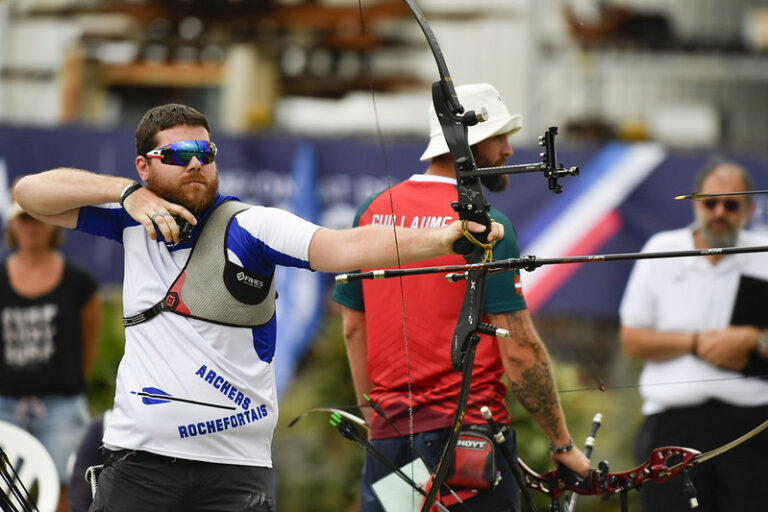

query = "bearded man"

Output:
[[333, 83, 589, 512], [620, 159, 768, 512], [14, 103, 504, 512]]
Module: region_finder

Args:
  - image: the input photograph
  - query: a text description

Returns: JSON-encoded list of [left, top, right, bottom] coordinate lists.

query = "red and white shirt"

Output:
[[333, 174, 527, 439]]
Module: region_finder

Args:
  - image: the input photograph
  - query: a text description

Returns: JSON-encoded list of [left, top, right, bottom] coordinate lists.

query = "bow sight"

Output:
[[460, 126, 580, 195]]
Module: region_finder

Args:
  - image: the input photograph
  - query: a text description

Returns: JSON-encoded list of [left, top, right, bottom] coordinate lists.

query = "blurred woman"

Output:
[[0, 202, 101, 512]]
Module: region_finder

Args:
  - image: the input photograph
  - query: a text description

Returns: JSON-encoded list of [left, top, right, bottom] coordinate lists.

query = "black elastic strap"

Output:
[[123, 301, 165, 327], [120, 183, 143, 207]]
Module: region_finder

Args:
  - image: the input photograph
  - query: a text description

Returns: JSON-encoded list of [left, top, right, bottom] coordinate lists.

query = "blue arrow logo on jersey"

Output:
[[130, 387, 237, 410], [132, 387, 172, 405]]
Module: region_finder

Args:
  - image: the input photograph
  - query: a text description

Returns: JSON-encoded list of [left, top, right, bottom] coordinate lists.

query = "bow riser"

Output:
[[430, 82, 490, 253], [518, 445, 701, 500], [451, 270, 486, 370]]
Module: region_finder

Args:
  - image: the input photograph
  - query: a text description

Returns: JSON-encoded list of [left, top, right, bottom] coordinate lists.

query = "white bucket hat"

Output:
[[420, 83, 523, 161]]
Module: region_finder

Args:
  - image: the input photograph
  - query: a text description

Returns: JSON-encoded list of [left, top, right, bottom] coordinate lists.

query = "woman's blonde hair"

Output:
[[4, 210, 64, 250]]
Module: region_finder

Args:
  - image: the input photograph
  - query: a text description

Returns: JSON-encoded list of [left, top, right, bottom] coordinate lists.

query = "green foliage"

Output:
[[274, 312, 365, 511], [86, 288, 125, 414]]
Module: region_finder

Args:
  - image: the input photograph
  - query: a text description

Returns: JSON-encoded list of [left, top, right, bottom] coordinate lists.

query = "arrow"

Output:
[[131, 387, 236, 410]]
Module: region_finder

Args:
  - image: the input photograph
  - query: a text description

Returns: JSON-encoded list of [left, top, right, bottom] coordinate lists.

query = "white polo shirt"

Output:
[[620, 227, 768, 415]]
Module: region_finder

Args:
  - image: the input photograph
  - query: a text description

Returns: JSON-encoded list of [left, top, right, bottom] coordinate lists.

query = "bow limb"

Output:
[[400, 2, 494, 511], [678, 415, 768, 468]]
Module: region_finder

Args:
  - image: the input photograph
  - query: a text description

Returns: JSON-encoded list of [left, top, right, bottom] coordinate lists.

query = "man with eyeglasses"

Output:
[[619, 159, 768, 512], [13, 103, 504, 512]]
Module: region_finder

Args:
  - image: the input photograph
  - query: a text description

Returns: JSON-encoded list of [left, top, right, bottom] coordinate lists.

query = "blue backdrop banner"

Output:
[[1, 125, 767, 325]]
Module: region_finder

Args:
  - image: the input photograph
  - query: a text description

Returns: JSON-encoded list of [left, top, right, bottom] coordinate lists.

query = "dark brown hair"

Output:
[[135, 104, 212, 156]]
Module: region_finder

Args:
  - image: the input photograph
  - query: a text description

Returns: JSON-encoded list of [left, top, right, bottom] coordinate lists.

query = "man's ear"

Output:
[[136, 155, 150, 182]]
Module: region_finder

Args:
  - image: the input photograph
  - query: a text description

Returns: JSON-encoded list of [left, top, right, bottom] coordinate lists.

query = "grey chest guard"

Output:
[[123, 200, 277, 328]]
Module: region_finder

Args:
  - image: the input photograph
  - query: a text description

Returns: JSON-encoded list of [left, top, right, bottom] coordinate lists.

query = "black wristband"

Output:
[[119, 183, 142, 207], [550, 437, 574, 453]]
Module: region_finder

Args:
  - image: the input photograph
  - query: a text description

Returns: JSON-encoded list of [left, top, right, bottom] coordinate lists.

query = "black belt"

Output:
[[104, 449, 183, 465]]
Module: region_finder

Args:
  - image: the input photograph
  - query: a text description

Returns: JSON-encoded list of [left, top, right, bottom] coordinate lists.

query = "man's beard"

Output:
[[696, 211, 740, 248], [480, 174, 509, 193], [472, 146, 509, 192], [147, 170, 219, 215]]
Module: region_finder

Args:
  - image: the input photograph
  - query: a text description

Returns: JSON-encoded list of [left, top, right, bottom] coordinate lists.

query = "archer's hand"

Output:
[[442, 220, 504, 255], [696, 326, 754, 370], [552, 446, 590, 478], [122, 186, 197, 243]]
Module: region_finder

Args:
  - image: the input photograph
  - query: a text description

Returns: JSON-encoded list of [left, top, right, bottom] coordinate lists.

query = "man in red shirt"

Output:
[[332, 83, 589, 511]]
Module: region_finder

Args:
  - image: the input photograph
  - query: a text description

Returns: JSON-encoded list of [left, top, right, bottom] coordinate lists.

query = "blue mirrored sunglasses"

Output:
[[146, 140, 217, 166]]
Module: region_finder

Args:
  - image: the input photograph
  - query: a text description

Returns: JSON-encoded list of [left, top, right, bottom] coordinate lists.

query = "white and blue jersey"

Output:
[[76, 195, 320, 466]]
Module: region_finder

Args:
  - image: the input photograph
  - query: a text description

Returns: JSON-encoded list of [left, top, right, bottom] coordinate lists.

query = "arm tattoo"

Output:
[[509, 361, 563, 438], [500, 310, 544, 356], [501, 310, 565, 439]]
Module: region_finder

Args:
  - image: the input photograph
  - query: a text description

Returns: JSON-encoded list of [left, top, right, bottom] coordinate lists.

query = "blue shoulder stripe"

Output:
[[77, 205, 134, 243], [227, 217, 310, 275]]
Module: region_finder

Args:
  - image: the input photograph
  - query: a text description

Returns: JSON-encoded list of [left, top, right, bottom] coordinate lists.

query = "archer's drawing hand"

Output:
[[442, 220, 504, 254], [122, 187, 197, 243]]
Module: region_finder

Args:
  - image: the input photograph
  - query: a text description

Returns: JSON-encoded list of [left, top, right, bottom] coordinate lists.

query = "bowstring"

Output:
[[357, 0, 418, 491], [322, 372, 768, 408], [558, 373, 768, 394]]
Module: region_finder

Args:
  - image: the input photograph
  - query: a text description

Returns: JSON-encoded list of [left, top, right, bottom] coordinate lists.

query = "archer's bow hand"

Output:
[[552, 446, 591, 479], [442, 219, 504, 255]]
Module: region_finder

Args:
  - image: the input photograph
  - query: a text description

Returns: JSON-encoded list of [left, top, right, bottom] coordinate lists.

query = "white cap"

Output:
[[420, 83, 523, 161]]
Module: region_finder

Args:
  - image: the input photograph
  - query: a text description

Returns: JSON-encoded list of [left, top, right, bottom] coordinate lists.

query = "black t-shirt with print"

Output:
[[0, 262, 98, 396]]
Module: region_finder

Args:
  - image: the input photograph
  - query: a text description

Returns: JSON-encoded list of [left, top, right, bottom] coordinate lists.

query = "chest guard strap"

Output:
[[123, 200, 278, 328]]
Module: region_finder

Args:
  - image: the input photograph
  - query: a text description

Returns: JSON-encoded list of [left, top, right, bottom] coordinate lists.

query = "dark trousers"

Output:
[[88, 450, 274, 512], [635, 401, 768, 512], [361, 427, 520, 512]]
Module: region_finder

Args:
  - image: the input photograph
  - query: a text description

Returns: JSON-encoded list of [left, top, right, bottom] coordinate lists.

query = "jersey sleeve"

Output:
[[226, 206, 321, 274], [76, 204, 130, 243], [484, 208, 527, 314]]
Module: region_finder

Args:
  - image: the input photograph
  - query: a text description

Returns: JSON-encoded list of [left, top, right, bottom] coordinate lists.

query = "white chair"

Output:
[[0, 420, 59, 512]]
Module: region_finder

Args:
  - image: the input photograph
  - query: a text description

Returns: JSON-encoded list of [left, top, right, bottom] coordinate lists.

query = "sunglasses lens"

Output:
[[703, 198, 740, 212], [160, 140, 216, 165]]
